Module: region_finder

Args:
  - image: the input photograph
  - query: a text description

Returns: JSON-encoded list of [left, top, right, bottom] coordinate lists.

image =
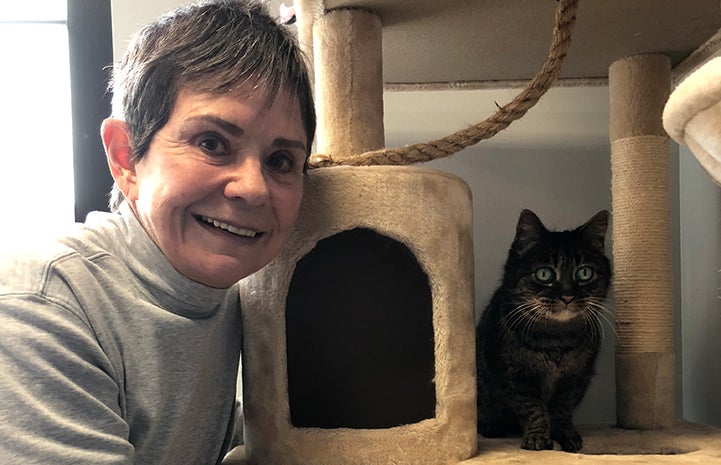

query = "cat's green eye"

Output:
[[534, 267, 555, 283], [575, 266, 595, 283]]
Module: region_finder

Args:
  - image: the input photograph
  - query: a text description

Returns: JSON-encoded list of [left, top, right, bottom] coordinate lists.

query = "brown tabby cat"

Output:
[[476, 209, 611, 452]]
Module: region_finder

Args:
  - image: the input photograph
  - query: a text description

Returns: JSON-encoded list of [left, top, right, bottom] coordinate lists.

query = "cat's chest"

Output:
[[525, 348, 576, 372], [522, 348, 582, 396]]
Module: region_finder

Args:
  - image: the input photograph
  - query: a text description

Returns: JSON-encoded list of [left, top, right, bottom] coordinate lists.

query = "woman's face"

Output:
[[127, 84, 307, 288]]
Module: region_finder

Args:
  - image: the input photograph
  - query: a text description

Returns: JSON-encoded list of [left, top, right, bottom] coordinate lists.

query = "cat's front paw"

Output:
[[553, 429, 583, 453], [520, 432, 554, 451]]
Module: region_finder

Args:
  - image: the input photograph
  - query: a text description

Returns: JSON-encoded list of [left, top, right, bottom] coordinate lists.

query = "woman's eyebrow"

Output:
[[186, 115, 306, 152], [273, 137, 307, 153], [186, 115, 244, 137]]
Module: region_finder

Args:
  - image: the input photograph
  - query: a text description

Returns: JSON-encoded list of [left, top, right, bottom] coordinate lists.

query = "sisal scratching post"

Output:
[[313, 8, 385, 157], [609, 54, 675, 430]]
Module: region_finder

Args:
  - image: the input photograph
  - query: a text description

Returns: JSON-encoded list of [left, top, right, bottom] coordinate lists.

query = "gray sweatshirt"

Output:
[[0, 204, 242, 464]]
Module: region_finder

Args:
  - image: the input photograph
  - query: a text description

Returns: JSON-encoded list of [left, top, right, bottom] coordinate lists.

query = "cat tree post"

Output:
[[312, 7, 385, 157], [609, 54, 675, 430]]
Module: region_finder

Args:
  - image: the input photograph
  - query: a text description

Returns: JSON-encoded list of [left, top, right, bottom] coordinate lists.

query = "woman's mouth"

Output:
[[196, 215, 261, 238]]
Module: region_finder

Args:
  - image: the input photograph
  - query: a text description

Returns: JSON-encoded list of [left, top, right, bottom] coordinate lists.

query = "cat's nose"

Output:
[[560, 295, 574, 305]]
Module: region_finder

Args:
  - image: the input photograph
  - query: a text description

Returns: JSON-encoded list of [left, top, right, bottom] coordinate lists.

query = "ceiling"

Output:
[[298, 0, 721, 86]]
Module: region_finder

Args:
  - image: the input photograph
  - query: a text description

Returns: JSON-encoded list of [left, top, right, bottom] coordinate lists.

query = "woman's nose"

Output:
[[224, 157, 270, 206]]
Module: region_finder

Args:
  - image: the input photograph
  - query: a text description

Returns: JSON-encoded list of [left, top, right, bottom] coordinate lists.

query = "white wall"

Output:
[[678, 145, 721, 427], [110, 0, 194, 59]]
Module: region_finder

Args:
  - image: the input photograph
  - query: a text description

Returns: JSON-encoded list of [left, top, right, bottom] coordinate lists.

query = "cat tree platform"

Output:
[[224, 422, 721, 464], [466, 423, 721, 464]]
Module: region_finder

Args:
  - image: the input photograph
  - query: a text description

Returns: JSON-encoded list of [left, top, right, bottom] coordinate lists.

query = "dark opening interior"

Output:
[[285, 228, 436, 429]]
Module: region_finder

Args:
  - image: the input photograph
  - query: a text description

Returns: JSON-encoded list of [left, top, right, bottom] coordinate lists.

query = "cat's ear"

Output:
[[512, 209, 546, 256], [581, 210, 609, 251]]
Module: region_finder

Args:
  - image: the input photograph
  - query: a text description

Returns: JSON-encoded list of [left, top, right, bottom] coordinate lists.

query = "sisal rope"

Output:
[[611, 135, 674, 354], [307, 0, 580, 169]]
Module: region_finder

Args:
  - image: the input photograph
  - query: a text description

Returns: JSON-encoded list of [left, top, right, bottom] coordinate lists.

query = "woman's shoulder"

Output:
[[0, 212, 125, 297]]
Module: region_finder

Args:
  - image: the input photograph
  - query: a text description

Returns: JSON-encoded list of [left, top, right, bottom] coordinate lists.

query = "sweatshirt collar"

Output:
[[112, 203, 235, 318]]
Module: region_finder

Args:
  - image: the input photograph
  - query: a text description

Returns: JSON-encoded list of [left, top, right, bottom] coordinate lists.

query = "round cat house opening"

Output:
[[286, 227, 435, 429]]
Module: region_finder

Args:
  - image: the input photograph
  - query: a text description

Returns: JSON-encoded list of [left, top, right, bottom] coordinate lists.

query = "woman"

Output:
[[0, 1, 315, 464]]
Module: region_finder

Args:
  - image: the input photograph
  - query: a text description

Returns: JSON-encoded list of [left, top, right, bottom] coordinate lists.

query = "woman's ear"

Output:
[[101, 118, 139, 202]]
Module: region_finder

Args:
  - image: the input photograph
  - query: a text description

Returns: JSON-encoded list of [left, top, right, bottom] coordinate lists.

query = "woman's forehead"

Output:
[[178, 79, 297, 110]]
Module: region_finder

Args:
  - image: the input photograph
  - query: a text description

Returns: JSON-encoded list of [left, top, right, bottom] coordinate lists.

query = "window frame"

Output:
[[67, 0, 114, 221]]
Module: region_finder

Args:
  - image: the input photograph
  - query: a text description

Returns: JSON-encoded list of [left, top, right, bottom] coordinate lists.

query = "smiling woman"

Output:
[[0, 2, 315, 464]]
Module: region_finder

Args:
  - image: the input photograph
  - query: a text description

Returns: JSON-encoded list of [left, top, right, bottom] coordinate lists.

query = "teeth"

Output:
[[200, 216, 257, 238]]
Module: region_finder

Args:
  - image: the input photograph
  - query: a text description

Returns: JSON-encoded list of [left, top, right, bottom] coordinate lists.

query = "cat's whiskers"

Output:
[[580, 307, 604, 342], [530, 304, 551, 338], [509, 299, 549, 340], [503, 300, 553, 342], [584, 298, 617, 339], [503, 301, 539, 333]]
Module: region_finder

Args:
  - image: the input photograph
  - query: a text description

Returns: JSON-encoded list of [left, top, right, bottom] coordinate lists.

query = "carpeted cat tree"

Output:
[[224, 0, 721, 463]]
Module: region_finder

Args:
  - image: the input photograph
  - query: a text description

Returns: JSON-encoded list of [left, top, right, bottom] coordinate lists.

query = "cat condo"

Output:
[[225, 0, 721, 464]]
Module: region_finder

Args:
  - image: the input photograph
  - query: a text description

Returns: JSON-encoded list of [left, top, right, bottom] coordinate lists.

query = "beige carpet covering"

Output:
[[224, 422, 721, 464]]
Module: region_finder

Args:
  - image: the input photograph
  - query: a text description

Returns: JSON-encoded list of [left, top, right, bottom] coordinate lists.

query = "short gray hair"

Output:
[[107, 0, 316, 211]]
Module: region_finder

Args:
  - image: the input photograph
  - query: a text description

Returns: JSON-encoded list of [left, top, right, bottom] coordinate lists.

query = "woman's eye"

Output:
[[575, 266, 595, 283], [197, 133, 228, 156], [265, 151, 297, 174], [534, 267, 555, 283]]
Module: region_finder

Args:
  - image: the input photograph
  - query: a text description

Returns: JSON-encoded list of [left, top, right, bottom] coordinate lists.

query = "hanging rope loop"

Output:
[[308, 0, 579, 169]]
